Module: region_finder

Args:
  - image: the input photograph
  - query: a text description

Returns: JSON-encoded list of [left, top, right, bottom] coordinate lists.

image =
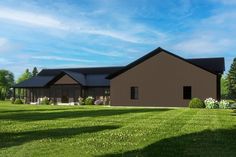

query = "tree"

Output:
[[32, 67, 38, 77], [227, 58, 236, 99], [17, 69, 32, 83], [0, 70, 14, 100], [221, 75, 229, 99]]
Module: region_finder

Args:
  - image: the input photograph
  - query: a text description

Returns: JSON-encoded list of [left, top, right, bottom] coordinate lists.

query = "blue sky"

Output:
[[0, 0, 235, 78]]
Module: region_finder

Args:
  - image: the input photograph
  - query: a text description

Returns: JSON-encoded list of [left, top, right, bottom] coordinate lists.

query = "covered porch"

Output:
[[13, 84, 83, 105]]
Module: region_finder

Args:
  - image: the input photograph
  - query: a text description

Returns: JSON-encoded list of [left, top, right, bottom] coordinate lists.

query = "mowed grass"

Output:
[[0, 101, 235, 157]]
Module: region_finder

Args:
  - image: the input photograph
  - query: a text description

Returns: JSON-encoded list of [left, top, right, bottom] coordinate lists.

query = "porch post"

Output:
[[25, 88, 28, 104], [13, 88, 15, 100], [73, 85, 76, 102]]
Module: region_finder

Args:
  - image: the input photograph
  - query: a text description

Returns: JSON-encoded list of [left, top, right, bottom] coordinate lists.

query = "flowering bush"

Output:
[[40, 96, 50, 105], [219, 100, 231, 109], [78, 97, 85, 105], [94, 99, 103, 105], [85, 96, 94, 105], [204, 98, 219, 109]]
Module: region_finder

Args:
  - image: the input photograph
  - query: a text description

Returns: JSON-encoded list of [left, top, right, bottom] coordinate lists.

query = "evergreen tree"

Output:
[[221, 75, 229, 99], [32, 67, 38, 77], [227, 58, 236, 99], [17, 69, 32, 83]]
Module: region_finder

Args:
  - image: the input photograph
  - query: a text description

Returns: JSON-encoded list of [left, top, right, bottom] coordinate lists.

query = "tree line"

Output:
[[222, 58, 236, 100], [0, 67, 38, 100]]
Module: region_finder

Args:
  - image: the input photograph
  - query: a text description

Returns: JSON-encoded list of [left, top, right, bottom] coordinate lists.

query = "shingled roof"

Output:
[[106, 47, 225, 79], [14, 67, 123, 88]]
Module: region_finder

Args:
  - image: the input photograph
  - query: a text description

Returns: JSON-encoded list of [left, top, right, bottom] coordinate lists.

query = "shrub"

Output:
[[78, 97, 85, 105], [219, 100, 231, 109], [40, 97, 50, 105], [231, 103, 236, 109], [204, 98, 219, 109], [14, 98, 23, 104], [94, 99, 103, 105], [10, 97, 15, 104], [84, 96, 94, 105], [189, 98, 205, 108]]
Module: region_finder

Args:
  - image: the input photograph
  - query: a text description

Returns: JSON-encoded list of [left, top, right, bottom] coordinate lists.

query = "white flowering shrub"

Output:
[[40, 96, 50, 105], [219, 100, 231, 109], [94, 99, 103, 105], [78, 97, 85, 105], [204, 98, 219, 109]]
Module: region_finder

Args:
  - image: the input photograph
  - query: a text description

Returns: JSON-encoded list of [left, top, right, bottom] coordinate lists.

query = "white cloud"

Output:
[[172, 9, 236, 55], [0, 7, 67, 30], [79, 47, 123, 57], [0, 6, 167, 44], [174, 37, 234, 54], [31, 56, 95, 63]]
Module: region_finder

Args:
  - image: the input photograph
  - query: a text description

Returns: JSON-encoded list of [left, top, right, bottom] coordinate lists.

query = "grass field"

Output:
[[0, 101, 235, 157]]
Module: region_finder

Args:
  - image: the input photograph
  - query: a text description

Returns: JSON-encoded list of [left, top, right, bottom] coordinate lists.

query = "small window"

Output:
[[131, 87, 139, 100], [183, 86, 192, 99]]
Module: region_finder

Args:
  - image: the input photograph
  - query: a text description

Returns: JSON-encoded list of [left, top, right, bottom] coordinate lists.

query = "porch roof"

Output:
[[13, 76, 54, 88], [13, 67, 121, 88]]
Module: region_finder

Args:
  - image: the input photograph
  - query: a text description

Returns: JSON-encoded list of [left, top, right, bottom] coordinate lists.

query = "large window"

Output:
[[183, 86, 192, 99], [131, 87, 139, 100]]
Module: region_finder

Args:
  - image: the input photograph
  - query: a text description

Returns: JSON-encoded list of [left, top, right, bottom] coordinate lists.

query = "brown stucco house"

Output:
[[13, 47, 225, 107]]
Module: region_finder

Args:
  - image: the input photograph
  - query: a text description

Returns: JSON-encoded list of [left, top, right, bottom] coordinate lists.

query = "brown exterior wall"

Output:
[[54, 74, 77, 84], [110, 51, 217, 107]]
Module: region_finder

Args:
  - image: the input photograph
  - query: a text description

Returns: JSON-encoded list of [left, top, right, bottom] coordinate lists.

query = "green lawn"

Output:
[[0, 101, 235, 157]]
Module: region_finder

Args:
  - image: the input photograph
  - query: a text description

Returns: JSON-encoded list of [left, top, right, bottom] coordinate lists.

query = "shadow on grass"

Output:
[[101, 127, 236, 157], [0, 108, 75, 113], [232, 110, 236, 115], [0, 108, 171, 121], [0, 125, 119, 149]]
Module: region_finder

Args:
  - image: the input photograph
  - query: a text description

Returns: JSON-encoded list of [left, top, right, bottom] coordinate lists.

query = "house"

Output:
[[13, 47, 225, 107], [13, 67, 122, 104]]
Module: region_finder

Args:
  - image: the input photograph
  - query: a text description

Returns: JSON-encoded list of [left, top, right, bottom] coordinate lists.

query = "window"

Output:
[[183, 86, 192, 99], [131, 87, 139, 100]]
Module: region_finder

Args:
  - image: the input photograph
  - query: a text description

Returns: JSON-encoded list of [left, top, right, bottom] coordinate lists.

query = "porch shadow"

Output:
[[0, 108, 76, 114], [100, 127, 236, 157], [0, 125, 119, 149], [0, 108, 171, 121]]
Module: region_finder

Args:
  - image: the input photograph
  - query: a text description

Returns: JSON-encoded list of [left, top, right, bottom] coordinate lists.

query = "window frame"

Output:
[[183, 86, 192, 100], [130, 86, 139, 100]]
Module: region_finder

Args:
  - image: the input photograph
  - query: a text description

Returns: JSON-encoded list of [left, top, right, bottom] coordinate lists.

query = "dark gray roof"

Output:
[[86, 74, 110, 86], [14, 76, 54, 88], [14, 67, 122, 88], [38, 66, 123, 76], [187, 58, 225, 73]]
